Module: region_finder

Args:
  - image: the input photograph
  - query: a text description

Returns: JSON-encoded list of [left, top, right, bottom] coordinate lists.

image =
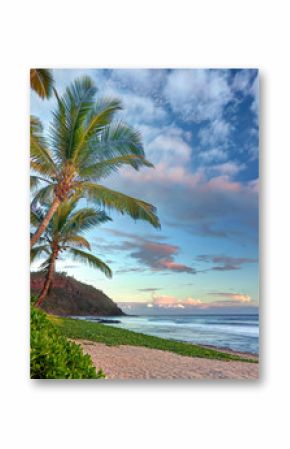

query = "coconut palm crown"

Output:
[[31, 197, 112, 307], [30, 76, 160, 248], [30, 69, 55, 99]]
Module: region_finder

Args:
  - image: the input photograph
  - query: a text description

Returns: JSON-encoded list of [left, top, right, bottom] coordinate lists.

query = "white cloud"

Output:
[[198, 119, 232, 146], [199, 148, 228, 163], [108, 69, 167, 99], [164, 69, 233, 123], [232, 69, 253, 92], [211, 161, 246, 176], [250, 75, 259, 117], [147, 131, 192, 164], [120, 92, 168, 125]]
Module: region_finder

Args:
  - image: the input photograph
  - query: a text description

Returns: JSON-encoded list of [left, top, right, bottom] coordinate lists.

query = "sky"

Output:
[[31, 68, 259, 315]]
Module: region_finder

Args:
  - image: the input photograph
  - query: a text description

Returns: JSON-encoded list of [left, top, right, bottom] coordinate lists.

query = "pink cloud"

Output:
[[159, 260, 195, 273], [151, 295, 202, 309], [209, 292, 251, 303], [203, 175, 241, 192]]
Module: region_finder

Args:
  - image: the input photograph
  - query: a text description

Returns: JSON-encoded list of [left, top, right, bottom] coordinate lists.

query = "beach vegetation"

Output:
[[30, 307, 105, 379]]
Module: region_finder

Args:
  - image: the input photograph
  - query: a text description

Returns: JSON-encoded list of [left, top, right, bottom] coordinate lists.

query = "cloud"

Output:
[[116, 267, 146, 274], [164, 69, 233, 123], [99, 230, 196, 274], [119, 92, 168, 125], [209, 292, 252, 303], [198, 119, 232, 146], [232, 69, 259, 121], [186, 223, 231, 239], [104, 109, 258, 243], [151, 295, 202, 309], [198, 148, 228, 164], [147, 130, 192, 165], [138, 288, 161, 292], [232, 69, 254, 93], [211, 161, 246, 176], [117, 294, 256, 314], [108, 69, 166, 97], [196, 255, 258, 271], [127, 240, 196, 274]]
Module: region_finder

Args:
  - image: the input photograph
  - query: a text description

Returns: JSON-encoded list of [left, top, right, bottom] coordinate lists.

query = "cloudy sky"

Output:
[[31, 69, 259, 314]]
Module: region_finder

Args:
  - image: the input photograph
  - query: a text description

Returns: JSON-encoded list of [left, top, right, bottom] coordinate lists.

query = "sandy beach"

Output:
[[76, 339, 259, 380]]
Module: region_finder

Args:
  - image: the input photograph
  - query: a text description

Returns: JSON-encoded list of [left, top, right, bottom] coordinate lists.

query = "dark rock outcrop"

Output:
[[31, 272, 125, 316]]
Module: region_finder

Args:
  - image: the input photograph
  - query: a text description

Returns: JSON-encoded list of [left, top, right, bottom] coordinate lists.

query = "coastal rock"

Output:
[[31, 272, 125, 317]]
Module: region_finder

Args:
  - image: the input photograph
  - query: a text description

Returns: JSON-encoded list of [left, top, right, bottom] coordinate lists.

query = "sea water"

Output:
[[78, 314, 259, 354]]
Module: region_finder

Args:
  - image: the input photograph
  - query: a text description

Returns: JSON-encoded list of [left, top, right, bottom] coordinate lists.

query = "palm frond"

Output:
[[53, 196, 81, 232], [79, 154, 153, 180], [30, 209, 42, 228], [68, 248, 112, 278], [62, 208, 111, 235], [92, 122, 145, 160], [72, 98, 122, 163], [30, 175, 41, 191], [49, 77, 97, 162], [30, 69, 54, 99], [63, 235, 91, 250], [80, 182, 161, 228], [30, 116, 57, 177], [31, 245, 50, 263], [39, 256, 51, 272], [31, 184, 55, 207], [30, 175, 52, 191]]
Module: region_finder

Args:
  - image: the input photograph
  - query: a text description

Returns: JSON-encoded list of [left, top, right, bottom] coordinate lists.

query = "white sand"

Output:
[[75, 339, 259, 380]]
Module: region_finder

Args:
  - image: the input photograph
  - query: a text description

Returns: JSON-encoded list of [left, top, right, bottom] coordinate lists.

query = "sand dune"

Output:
[[76, 340, 259, 380]]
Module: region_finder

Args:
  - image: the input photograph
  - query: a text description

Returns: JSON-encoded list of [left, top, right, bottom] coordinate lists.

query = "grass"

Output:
[[50, 315, 258, 363]]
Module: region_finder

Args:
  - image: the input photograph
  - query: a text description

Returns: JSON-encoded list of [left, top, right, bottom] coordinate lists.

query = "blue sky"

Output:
[[31, 69, 259, 314]]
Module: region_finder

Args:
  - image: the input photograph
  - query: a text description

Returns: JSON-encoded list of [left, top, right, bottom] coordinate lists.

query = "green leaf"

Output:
[[63, 235, 91, 250], [79, 154, 153, 180], [73, 98, 122, 164], [30, 69, 54, 99], [50, 77, 97, 162], [80, 182, 161, 228], [30, 116, 57, 177], [68, 248, 112, 278], [30, 245, 50, 263]]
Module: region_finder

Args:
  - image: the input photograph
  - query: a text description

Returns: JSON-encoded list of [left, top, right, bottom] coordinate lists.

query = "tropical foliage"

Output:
[[30, 306, 105, 379], [30, 76, 160, 248], [31, 196, 112, 306], [30, 69, 54, 99]]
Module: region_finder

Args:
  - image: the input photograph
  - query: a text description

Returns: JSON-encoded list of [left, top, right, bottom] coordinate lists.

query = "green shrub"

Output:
[[30, 307, 105, 379]]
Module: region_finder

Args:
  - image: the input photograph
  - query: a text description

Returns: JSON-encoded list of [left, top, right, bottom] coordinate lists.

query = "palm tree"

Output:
[[30, 69, 54, 99], [31, 197, 112, 307], [30, 76, 160, 248]]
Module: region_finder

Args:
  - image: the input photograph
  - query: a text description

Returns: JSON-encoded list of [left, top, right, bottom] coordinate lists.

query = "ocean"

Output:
[[78, 313, 259, 355]]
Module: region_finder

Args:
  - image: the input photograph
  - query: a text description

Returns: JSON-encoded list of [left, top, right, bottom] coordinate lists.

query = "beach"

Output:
[[76, 339, 259, 380]]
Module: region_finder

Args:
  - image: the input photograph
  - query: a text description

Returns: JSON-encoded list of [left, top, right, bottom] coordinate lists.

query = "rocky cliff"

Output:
[[31, 272, 125, 316]]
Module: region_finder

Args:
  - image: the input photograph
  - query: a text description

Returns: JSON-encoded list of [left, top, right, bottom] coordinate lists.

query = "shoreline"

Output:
[[199, 344, 259, 359], [76, 339, 259, 380], [49, 314, 259, 379], [68, 314, 259, 357], [51, 315, 258, 363]]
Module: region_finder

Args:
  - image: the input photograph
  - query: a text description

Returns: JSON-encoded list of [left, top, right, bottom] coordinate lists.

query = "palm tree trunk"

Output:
[[30, 197, 60, 248], [35, 249, 58, 307]]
